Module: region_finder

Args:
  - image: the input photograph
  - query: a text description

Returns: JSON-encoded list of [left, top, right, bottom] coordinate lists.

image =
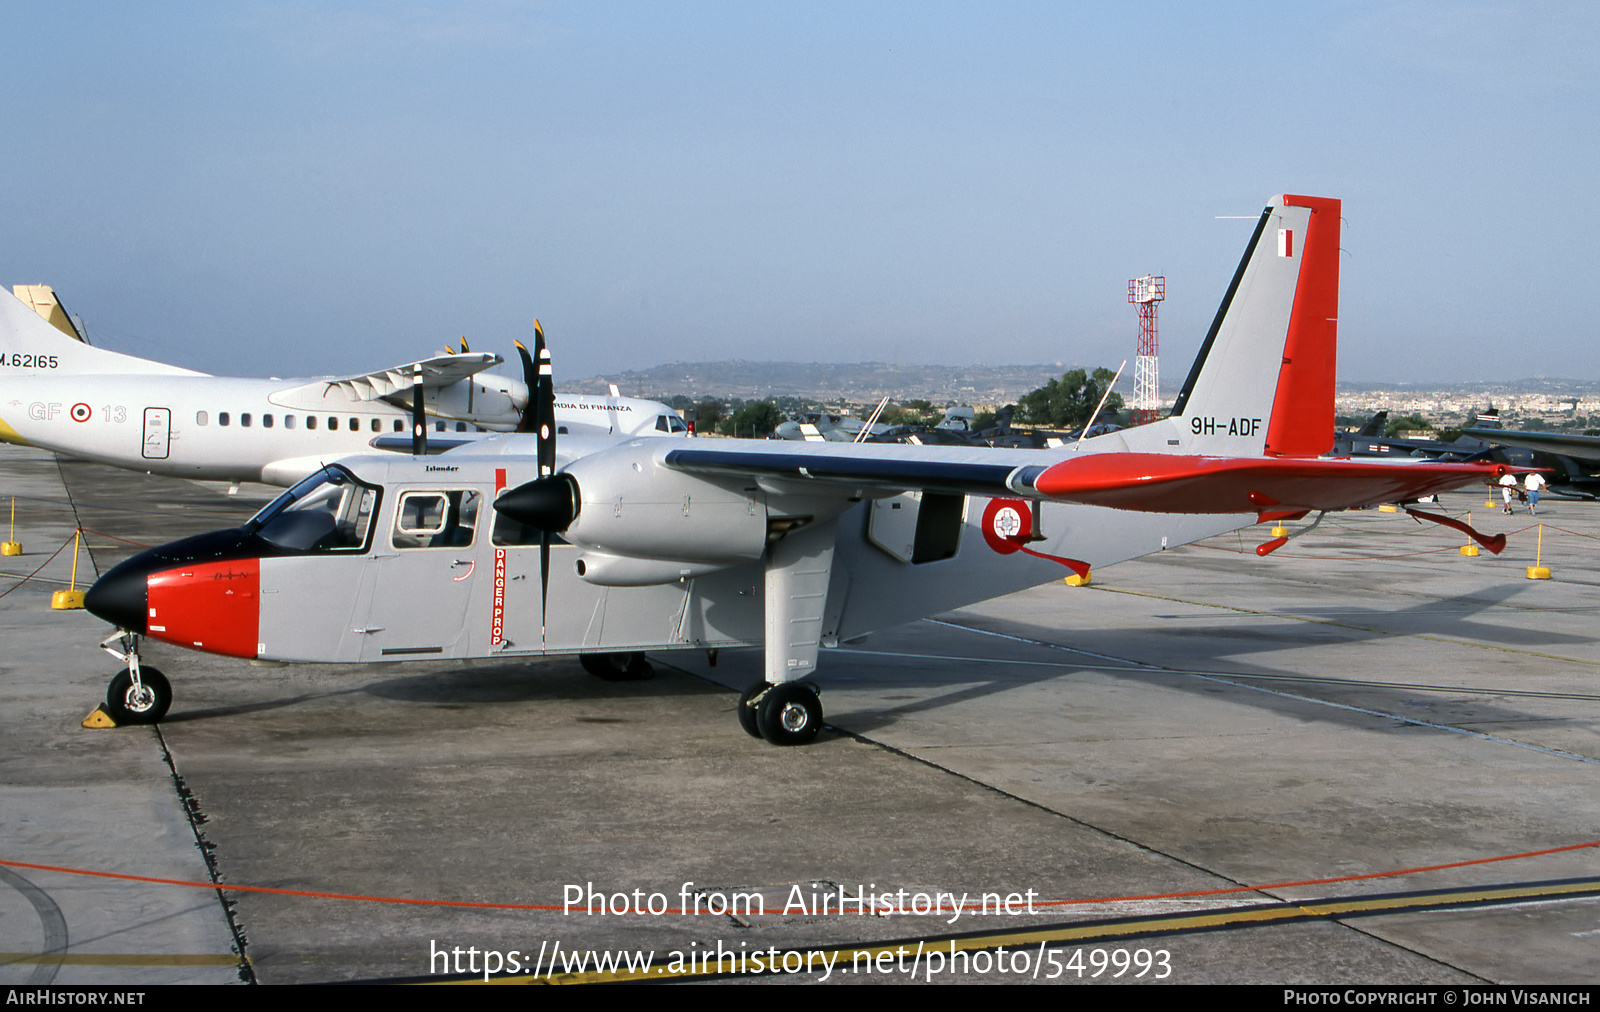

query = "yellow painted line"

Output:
[[438, 877, 1600, 984], [0, 953, 238, 966]]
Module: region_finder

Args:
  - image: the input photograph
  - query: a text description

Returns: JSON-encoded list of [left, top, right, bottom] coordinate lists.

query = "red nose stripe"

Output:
[[146, 559, 260, 658]]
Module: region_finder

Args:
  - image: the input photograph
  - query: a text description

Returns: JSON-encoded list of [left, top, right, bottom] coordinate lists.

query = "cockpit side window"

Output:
[[250, 466, 380, 554]]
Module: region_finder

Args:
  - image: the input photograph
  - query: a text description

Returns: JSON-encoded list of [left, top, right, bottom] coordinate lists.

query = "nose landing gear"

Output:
[[87, 632, 171, 727]]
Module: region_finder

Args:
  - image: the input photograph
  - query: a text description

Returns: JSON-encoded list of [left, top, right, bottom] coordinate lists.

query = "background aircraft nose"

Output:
[[84, 568, 148, 633]]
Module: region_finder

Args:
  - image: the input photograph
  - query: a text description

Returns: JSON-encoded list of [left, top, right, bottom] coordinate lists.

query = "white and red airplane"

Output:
[[81, 194, 1512, 743]]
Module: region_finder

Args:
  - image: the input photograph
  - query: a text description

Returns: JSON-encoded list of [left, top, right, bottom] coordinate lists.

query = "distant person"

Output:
[[1499, 472, 1519, 514], [1525, 471, 1547, 515]]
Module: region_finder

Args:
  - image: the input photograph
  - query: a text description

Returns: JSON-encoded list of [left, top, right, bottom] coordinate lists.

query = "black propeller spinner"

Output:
[[497, 321, 580, 636]]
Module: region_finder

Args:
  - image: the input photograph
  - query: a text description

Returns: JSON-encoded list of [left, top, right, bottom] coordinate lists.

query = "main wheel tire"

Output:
[[105, 667, 171, 725], [736, 682, 766, 738], [579, 652, 655, 681], [755, 682, 823, 746]]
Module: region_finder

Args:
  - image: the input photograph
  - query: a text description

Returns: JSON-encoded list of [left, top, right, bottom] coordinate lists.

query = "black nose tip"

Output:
[[84, 566, 148, 633]]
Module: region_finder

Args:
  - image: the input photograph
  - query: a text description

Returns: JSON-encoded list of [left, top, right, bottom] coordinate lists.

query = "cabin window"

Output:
[[195, 411, 208, 426], [328, 417, 338, 431], [371, 418, 381, 432], [349, 417, 359, 430], [435, 421, 446, 432], [456, 422, 467, 432], [392, 490, 481, 550], [284, 415, 296, 430], [393, 419, 404, 432], [241, 413, 252, 427], [219, 412, 230, 426], [305, 416, 316, 430], [264, 414, 275, 428]]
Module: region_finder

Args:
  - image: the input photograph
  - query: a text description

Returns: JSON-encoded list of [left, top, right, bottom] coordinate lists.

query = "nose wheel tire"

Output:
[[105, 667, 171, 725], [755, 682, 823, 746]]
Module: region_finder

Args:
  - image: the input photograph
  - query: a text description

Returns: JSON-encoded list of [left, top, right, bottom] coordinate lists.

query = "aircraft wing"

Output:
[[1461, 427, 1600, 464], [661, 442, 1510, 512], [278, 352, 504, 403]]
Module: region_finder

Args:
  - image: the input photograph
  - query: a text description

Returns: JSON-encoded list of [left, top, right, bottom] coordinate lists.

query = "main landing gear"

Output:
[[737, 681, 823, 746], [97, 632, 171, 725]]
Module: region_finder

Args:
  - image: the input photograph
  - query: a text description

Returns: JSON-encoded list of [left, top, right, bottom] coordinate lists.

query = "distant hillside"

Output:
[[565, 361, 1077, 405]]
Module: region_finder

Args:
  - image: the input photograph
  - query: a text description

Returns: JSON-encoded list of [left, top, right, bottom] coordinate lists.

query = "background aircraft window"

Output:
[[285, 415, 297, 429], [219, 412, 230, 426], [370, 418, 381, 432], [263, 414, 273, 428], [456, 422, 467, 432], [435, 421, 446, 432], [195, 411, 208, 426], [349, 417, 359, 430], [241, 413, 251, 427], [393, 419, 404, 432], [391, 490, 481, 550], [306, 416, 316, 430], [328, 417, 338, 431]]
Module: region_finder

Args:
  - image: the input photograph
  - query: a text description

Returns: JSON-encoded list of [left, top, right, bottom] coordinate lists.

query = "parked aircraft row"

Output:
[[57, 194, 1516, 746]]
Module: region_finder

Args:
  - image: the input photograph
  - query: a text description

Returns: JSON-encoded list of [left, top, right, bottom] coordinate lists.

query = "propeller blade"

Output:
[[410, 363, 426, 455], [513, 340, 538, 434], [534, 320, 555, 479], [532, 320, 557, 635]]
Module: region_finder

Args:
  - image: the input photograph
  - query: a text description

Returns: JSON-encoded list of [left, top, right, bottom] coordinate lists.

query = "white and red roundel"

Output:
[[70, 403, 92, 423], [981, 498, 1033, 555]]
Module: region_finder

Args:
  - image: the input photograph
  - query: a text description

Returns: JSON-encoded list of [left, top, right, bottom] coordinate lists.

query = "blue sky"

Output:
[[3, 2, 1596, 386]]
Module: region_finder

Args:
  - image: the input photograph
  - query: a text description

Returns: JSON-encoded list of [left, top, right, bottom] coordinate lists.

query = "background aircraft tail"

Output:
[[0, 285, 204, 376], [1137, 194, 1340, 457]]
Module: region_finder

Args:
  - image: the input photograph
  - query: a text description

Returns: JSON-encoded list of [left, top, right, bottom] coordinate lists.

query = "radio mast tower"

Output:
[[1128, 275, 1165, 426]]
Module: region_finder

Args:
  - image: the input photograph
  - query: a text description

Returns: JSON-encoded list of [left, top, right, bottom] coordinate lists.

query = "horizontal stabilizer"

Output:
[[1028, 454, 1510, 513]]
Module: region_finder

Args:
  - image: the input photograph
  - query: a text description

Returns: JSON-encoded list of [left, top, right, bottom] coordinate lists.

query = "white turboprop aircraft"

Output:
[[0, 286, 687, 486], [81, 195, 1515, 744]]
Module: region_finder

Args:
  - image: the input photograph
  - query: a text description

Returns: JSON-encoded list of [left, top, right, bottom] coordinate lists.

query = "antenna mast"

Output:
[[1128, 275, 1165, 426]]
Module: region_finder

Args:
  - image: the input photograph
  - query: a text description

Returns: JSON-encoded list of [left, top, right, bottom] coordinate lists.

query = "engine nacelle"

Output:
[[560, 442, 768, 573], [573, 553, 732, 587]]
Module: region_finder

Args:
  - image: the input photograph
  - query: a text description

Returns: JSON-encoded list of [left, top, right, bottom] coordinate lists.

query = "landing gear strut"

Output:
[[738, 681, 823, 746], [99, 632, 171, 725]]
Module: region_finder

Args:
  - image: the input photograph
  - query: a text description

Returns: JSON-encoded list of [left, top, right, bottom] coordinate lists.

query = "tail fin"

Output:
[[1355, 410, 1389, 438], [1160, 194, 1340, 457], [0, 286, 204, 376]]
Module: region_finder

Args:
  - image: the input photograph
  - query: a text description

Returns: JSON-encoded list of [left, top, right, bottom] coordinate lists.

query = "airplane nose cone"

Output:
[[84, 566, 148, 633]]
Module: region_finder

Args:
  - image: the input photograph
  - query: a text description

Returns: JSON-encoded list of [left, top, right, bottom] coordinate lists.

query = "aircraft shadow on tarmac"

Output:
[[785, 581, 1598, 738]]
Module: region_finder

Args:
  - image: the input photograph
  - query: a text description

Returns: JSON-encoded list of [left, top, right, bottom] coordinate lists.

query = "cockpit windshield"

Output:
[[247, 465, 381, 553]]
